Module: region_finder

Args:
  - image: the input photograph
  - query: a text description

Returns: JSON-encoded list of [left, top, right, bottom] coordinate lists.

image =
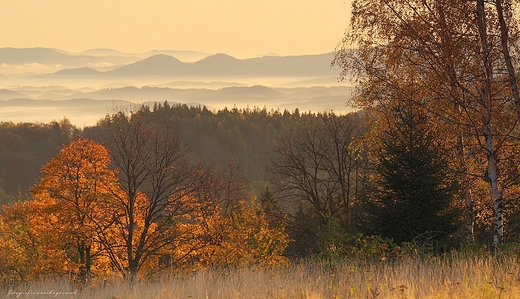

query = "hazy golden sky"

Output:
[[0, 0, 352, 58]]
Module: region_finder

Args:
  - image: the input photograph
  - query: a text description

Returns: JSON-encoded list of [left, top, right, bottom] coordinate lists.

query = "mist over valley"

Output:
[[0, 48, 353, 126]]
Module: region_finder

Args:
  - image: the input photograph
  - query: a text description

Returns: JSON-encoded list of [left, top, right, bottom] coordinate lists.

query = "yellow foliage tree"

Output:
[[31, 138, 119, 283], [0, 200, 68, 282], [187, 197, 289, 268]]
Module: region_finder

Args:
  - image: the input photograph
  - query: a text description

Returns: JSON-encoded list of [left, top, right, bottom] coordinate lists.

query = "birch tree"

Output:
[[334, 0, 520, 247]]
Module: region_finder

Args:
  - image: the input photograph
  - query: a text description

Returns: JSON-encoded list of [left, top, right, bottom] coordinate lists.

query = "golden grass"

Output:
[[2, 255, 520, 298]]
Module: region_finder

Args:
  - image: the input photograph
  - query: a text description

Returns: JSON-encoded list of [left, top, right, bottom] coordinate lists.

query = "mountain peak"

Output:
[[108, 54, 185, 76], [139, 54, 183, 65], [192, 53, 243, 75], [197, 53, 239, 63], [81, 48, 127, 56]]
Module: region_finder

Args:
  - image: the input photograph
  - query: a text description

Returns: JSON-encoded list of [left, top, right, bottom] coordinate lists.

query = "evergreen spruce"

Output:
[[362, 104, 461, 245]]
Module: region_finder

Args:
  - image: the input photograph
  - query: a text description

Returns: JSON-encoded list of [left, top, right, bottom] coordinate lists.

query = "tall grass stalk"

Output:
[[2, 255, 520, 298]]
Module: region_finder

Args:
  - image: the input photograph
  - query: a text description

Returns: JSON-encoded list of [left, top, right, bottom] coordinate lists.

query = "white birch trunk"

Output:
[[477, 0, 504, 247], [482, 119, 504, 247]]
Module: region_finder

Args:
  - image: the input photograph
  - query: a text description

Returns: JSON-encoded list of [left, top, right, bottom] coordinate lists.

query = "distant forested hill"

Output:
[[0, 119, 78, 201], [84, 103, 308, 183], [0, 103, 361, 201]]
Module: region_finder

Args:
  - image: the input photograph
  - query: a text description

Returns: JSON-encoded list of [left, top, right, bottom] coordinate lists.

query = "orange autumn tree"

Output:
[[0, 200, 69, 282], [198, 197, 289, 267], [172, 196, 289, 269], [31, 138, 119, 283]]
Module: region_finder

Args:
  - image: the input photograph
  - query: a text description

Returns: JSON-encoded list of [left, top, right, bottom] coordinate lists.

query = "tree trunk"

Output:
[[477, 0, 504, 247], [483, 123, 504, 247], [128, 261, 139, 285], [495, 0, 520, 115], [78, 241, 85, 283], [85, 245, 92, 284], [77, 240, 92, 284], [457, 128, 476, 243]]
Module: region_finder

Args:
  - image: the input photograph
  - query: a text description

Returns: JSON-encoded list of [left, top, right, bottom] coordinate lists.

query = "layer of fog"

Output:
[[0, 48, 355, 126]]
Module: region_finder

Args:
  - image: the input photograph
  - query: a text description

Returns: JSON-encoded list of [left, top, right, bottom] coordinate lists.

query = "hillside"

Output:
[[107, 55, 186, 76], [0, 89, 28, 100], [45, 67, 104, 78]]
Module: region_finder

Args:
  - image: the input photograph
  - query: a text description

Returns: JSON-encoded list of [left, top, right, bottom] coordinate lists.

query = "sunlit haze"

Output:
[[0, 1, 355, 126], [0, 0, 352, 58]]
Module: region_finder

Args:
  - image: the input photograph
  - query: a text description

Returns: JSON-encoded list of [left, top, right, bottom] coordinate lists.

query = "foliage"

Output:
[[0, 112, 293, 283], [30, 138, 119, 283], [333, 0, 520, 247], [2, 139, 106, 282], [228, 197, 289, 266], [312, 232, 420, 263], [0, 200, 69, 282], [4, 106, 520, 291], [188, 197, 289, 268]]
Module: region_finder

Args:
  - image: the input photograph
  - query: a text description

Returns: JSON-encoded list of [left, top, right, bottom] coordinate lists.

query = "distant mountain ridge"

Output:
[[42, 52, 339, 79], [0, 47, 339, 78], [0, 47, 211, 74], [0, 47, 71, 64], [0, 47, 137, 70], [0, 89, 28, 99]]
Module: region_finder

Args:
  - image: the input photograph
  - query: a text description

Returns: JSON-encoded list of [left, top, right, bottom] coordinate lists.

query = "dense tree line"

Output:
[[0, 104, 305, 201], [0, 119, 77, 202], [0, 105, 373, 282]]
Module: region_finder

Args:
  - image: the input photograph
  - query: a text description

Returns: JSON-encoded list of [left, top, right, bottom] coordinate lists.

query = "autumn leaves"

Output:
[[0, 114, 288, 284], [334, 0, 520, 247]]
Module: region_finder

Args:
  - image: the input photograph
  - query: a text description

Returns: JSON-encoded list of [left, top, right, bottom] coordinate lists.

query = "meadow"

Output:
[[3, 253, 520, 299]]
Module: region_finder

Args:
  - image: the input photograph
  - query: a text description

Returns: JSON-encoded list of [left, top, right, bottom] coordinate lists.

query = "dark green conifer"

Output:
[[362, 103, 461, 245]]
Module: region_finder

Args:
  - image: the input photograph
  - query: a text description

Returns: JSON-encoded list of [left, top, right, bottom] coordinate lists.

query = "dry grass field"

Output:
[[2, 254, 520, 299]]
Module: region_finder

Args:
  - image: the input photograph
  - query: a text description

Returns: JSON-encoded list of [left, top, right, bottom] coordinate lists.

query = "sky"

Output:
[[0, 0, 352, 58]]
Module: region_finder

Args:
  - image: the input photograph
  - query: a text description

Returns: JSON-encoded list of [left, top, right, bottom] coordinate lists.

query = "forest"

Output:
[[0, 106, 367, 281], [0, 100, 517, 284], [3, 0, 520, 297]]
